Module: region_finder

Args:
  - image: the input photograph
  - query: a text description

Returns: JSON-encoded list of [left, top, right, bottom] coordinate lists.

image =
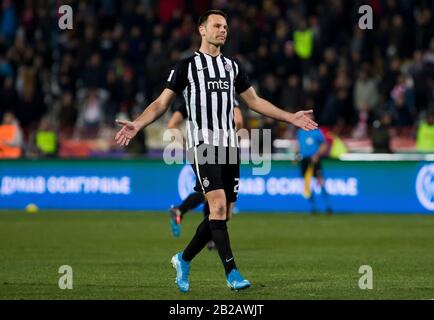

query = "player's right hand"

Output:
[[115, 119, 139, 146]]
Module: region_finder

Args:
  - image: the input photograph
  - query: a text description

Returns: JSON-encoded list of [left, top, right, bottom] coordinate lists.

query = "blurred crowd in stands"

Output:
[[0, 0, 434, 158]]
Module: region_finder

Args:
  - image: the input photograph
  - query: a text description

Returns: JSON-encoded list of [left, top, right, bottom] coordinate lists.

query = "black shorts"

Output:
[[188, 144, 240, 203], [301, 157, 322, 177]]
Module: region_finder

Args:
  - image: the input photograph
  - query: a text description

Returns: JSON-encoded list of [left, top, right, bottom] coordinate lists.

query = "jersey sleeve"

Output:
[[233, 58, 251, 94], [165, 59, 188, 95]]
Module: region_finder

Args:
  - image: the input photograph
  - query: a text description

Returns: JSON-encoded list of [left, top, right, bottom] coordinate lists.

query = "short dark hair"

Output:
[[198, 10, 227, 27]]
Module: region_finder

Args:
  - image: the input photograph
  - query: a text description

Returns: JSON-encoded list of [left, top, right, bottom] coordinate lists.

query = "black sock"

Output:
[[209, 220, 237, 274], [182, 217, 211, 262], [179, 192, 206, 217]]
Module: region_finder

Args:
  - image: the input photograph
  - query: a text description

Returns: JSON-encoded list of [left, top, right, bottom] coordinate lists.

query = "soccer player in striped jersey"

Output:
[[115, 10, 317, 292]]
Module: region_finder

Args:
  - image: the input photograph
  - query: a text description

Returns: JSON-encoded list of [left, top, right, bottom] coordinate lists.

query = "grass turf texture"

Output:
[[1, 211, 433, 300]]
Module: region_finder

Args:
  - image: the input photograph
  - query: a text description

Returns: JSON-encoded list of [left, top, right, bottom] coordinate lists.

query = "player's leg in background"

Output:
[[170, 192, 205, 223], [315, 162, 332, 215], [179, 192, 206, 219], [301, 158, 317, 214], [169, 189, 206, 237]]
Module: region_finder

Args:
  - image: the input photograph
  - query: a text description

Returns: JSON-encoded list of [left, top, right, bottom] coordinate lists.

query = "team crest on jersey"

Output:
[[203, 177, 210, 188], [224, 63, 232, 72]]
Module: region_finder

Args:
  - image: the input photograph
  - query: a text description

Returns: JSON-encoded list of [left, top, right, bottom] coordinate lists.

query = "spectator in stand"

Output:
[[118, 67, 138, 115], [16, 77, 46, 130], [0, 51, 14, 80], [388, 75, 415, 126], [293, 19, 314, 61], [125, 108, 148, 155], [0, 77, 18, 119], [75, 88, 108, 139], [353, 67, 380, 138], [0, 1, 432, 157], [321, 88, 350, 127], [58, 53, 77, 94], [260, 73, 280, 106], [104, 69, 121, 123], [279, 74, 305, 113], [80, 52, 105, 89], [416, 107, 434, 152], [371, 112, 392, 153], [145, 40, 169, 102], [408, 50, 430, 114], [0, 111, 22, 158], [57, 91, 77, 139], [380, 57, 401, 102], [32, 116, 58, 157], [0, 0, 17, 45]]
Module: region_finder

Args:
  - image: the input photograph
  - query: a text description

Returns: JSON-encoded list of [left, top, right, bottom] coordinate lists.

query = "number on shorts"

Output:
[[234, 178, 240, 193]]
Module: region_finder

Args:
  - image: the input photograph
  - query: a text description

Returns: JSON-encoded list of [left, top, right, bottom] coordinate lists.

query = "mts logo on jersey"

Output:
[[207, 80, 229, 91]]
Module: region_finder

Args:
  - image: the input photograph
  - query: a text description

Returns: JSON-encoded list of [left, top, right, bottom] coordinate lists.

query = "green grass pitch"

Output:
[[1, 210, 433, 299]]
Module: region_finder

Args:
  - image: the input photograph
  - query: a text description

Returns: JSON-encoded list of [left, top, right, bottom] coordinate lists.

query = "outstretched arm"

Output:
[[239, 87, 318, 131], [115, 88, 176, 146]]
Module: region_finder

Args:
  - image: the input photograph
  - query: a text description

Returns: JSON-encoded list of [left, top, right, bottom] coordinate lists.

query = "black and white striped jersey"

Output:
[[173, 98, 241, 121], [165, 51, 251, 148]]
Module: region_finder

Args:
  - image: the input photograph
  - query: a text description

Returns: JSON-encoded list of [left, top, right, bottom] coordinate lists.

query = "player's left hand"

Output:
[[290, 110, 318, 131]]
